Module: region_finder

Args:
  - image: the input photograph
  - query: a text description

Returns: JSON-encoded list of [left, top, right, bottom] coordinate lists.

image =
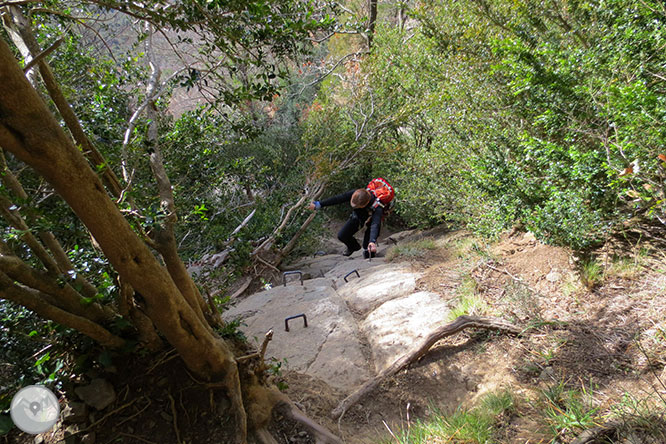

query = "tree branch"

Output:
[[3, 6, 124, 198], [0, 249, 113, 322], [0, 148, 101, 299], [0, 271, 124, 348], [21, 37, 62, 72], [141, 24, 211, 328], [331, 315, 521, 419]]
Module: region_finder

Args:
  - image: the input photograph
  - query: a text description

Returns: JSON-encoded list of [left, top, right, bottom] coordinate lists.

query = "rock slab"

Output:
[[336, 263, 420, 316], [75, 379, 116, 411], [361, 291, 451, 372], [223, 278, 372, 389]]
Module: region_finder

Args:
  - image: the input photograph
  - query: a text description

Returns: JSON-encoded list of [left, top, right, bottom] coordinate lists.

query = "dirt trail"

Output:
[[227, 225, 666, 443], [11, 225, 665, 444]]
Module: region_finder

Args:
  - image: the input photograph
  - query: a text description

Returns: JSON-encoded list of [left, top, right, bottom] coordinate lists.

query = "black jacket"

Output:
[[318, 190, 384, 244]]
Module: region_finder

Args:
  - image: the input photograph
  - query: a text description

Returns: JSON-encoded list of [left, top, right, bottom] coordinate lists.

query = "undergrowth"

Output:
[[380, 390, 515, 444], [386, 238, 437, 261], [448, 275, 488, 320]]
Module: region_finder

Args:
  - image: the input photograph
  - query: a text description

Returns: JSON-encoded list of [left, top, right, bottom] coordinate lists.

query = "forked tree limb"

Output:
[[331, 315, 521, 420]]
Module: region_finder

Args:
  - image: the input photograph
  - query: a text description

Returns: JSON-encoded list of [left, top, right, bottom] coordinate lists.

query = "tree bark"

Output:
[[0, 36, 248, 442], [0, 272, 124, 348], [2, 5, 123, 198], [367, 0, 378, 50]]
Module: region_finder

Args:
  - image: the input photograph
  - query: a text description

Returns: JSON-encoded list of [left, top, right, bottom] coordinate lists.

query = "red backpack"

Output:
[[366, 177, 395, 211]]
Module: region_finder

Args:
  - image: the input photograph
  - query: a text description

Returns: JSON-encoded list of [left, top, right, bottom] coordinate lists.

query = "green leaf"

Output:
[[98, 350, 113, 368], [0, 415, 14, 436], [34, 352, 50, 367]]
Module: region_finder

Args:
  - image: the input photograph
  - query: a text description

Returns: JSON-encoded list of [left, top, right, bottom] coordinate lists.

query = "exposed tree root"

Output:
[[331, 315, 521, 420], [253, 428, 279, 444], [278, 401, 342, 444]]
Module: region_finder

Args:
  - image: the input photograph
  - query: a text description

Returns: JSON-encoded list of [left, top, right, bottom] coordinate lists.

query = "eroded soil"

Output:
[[6, 226, 666, 444]]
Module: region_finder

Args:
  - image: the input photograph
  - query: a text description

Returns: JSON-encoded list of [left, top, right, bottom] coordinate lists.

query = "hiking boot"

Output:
[[342, 245, 360, 256]]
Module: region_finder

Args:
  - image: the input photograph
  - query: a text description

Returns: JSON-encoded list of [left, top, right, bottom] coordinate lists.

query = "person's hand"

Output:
[[368, 242, 377, 253], [308, 202, 316, 211]]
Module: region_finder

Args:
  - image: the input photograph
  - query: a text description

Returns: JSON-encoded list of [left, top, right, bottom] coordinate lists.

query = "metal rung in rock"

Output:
[[283, 271, 303, 287], [285, 314, 308, 332], [344, 269, 360, 283]]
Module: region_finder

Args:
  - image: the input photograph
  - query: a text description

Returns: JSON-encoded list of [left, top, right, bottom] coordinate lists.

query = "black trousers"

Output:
[[337, 210, 380, 251]]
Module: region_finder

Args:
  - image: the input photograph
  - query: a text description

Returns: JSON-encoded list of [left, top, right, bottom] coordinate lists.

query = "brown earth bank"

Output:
[[4, 225, 666, 443]]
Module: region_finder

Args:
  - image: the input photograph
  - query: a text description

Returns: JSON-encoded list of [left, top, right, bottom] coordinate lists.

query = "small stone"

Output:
[[75, 379, 116, 410], [523, 232, 537, 244], [33, 436, 45, 444], [546, 271, 562, 283], [81, 432, 96, 444], [62, 401, 88, 424]]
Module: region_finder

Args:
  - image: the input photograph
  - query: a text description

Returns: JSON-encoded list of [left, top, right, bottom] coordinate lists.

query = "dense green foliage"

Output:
[[306, 0, 666, 250], [2, 0, 666, 430], [0, 0, 333, 425]]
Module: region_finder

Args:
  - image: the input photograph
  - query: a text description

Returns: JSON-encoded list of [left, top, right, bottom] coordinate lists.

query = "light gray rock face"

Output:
[[74, 379, 116, 411], [223, 234, 455, 393], [361, 291, 450, 372], [335, 263, 420, 316], [223, 278, 372, 390], [282, 254, 345, 280]]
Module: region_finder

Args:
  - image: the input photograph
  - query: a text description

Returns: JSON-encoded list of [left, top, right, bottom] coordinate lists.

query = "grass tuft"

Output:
[[448, 275, 488, 320], [386, 238, 437, 261], [379, 390, 515, 444], [540, 381, 601, 440], [579, 258, 603, 289]]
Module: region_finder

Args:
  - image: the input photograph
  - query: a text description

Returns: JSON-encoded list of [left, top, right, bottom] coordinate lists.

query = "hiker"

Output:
[[308, 178, 394, 259]]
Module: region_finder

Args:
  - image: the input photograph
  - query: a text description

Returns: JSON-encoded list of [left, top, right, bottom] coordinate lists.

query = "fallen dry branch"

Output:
[[236, 330, 274, 364], [331, 315, 521, 420]]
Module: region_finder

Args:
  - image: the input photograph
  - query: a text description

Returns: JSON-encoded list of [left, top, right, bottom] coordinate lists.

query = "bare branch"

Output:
[[22, 37, 62, 72], [298, 51, 365, 96], [120, 65, 186, 181], [0, 271, 125, 348]]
